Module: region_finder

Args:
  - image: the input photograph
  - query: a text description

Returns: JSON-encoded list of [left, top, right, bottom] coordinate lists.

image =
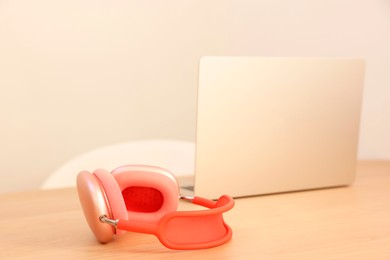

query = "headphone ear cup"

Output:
[[77, 171, 115, 243], [112, 165, 179, 224], [93, 168, 128, 235]]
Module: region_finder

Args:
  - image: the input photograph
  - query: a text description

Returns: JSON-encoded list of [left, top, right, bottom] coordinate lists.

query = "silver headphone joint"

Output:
[[179, 195, 194, 201], [99, 215, 118, 227]]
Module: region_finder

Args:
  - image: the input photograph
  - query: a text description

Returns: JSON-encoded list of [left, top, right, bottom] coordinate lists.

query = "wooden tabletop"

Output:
[[1, 161, 390, 259]]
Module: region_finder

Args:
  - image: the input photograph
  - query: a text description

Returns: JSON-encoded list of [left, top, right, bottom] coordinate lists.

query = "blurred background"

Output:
[[0, 0, 389, 193]]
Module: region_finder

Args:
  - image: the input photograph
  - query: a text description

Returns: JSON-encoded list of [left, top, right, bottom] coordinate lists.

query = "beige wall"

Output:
[[1, 0, 389, 193]]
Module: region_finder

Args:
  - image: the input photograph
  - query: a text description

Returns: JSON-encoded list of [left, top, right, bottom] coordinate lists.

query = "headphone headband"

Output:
[[115, 195, 234, 250]]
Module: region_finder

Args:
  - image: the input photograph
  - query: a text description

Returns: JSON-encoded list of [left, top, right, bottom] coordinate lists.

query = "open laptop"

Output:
[[180, 57, 365, 199]]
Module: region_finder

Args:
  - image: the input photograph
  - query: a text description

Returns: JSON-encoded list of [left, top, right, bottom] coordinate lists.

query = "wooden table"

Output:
[[1, 161, 389, 259]]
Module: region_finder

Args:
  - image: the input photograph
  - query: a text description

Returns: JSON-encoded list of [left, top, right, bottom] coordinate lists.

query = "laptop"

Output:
[[180, 57, 365, 199]]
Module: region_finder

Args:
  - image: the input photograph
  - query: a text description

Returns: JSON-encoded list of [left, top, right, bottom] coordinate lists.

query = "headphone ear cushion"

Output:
[[93, 168, 128, 235], [112, 165, 179, 224]]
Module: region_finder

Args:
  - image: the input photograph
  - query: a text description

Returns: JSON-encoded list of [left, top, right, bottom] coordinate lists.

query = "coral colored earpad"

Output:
[[93, 168, 128, 235], [112, 165, 179, 224]]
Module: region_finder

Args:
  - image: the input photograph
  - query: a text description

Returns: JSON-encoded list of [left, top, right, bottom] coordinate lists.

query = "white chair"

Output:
[[41, 139, 195, 189]]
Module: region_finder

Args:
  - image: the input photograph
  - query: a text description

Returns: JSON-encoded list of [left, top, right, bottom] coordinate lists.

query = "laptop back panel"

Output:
[[194, 57, 365, 198]]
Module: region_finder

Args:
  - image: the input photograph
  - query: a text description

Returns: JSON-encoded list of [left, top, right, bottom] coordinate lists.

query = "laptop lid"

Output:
[[193, 57, 365, 199]]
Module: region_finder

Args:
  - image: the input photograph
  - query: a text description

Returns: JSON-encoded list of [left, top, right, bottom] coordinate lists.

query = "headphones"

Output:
[[76, 165, 234, 250]]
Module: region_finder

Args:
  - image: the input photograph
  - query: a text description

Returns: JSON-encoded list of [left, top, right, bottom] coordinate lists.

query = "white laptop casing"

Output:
[[194, 57, 365, 198]]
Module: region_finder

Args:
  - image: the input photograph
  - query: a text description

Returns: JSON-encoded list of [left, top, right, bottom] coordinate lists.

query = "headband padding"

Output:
[[112, 165, 179, 224], [93, 168, 128, 235]]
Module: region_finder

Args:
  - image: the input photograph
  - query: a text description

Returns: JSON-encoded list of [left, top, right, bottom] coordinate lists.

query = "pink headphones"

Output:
[[76, 165, 234, 250]]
